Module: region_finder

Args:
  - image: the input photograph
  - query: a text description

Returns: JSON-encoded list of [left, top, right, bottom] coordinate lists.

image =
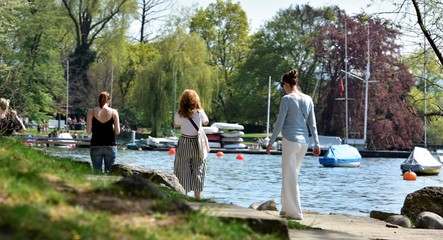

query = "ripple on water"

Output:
[[44, 148, 443, 216]]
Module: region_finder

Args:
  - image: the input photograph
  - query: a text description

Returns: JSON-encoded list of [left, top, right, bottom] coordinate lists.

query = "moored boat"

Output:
[[401, 146, 442, 175], [204, 123, 247, 149], [53, 132, 76, 148], [126, 136, 178, 150], [319, 144, 361, 167]]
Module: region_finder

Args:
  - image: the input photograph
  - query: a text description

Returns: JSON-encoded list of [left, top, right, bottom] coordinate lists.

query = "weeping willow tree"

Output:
[[133, 30, 215, 136]]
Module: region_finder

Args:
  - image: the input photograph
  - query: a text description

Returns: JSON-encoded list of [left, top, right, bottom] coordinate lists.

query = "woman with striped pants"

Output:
[[173, 89, 209, 199]]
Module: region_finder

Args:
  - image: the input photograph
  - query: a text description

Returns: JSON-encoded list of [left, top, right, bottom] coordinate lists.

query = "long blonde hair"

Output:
[[178, 89, 202, 119]]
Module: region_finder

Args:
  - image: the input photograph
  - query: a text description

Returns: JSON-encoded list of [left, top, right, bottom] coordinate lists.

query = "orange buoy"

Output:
[[403, 171, 417, 181], [236, 154, 244, 161], [138, 147, 142, 151], [169, 148, 176, 155], [216, 151, 224, 158]]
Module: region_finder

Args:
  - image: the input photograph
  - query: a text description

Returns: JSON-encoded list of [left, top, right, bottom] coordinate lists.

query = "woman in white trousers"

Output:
[[266, 68, 321, 220]]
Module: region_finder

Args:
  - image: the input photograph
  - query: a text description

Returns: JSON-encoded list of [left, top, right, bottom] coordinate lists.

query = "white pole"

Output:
[[110, 66, 114, 107], [173, 71, 177, 136], [363, 24, 370, 148], [344, 22, 349, 144], [423, 1, 427, 148], [66, 60, 69, 130], [266, 76, 271, 139]]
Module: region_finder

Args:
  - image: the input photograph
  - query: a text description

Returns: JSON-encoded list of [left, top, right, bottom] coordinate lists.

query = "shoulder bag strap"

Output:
[[189, 118, 199, 131], [290, 94, 312, 135]]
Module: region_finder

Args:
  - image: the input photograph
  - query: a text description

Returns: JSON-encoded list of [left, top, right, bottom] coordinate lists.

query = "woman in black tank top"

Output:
[[86, 91, 120, 173]]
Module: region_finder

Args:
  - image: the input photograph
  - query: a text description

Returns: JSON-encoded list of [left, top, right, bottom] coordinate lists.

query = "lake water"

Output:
[[44, 147, 443, 217]]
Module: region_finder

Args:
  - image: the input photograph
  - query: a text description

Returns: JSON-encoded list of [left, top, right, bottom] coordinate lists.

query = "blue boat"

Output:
[[319, 144, 362, 167]]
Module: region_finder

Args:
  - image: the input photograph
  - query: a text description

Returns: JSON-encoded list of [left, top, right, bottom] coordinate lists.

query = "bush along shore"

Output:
[[0, 137, 287, 240]]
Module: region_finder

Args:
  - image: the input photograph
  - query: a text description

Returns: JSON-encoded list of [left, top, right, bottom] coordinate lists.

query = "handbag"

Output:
[[189, 117, 210, 160]]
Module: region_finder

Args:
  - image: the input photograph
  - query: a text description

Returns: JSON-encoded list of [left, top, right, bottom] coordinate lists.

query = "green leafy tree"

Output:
[[0, 0, 23, 101], [313, 12, 423, 150], [232, 4, 336, 127], [60, 0, 137, 113], [115, 42, 159, 128], [405, 51, 443, 145], [189, 0, 249, 122], [0, 0, 67, 123], [132, 30, 215, 136]]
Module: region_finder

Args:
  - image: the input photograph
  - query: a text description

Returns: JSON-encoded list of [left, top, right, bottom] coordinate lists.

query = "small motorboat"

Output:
[[401, 146, 442, 175], [319, 144, 361, 167], [53, 132, 76, 148], [126, 136, 178, 150]]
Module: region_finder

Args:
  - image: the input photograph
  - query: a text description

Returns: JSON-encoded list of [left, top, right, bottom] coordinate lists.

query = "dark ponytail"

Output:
[[98, 92, 110, 108], [282, 68, 299, 87]]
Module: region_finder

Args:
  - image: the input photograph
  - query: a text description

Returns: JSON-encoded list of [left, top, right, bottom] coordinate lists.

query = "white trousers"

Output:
[[281, 138, 308, 218]]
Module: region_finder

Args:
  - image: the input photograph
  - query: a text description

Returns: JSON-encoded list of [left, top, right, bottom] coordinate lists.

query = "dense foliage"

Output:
[[0, 0, 441, 148], [312, 12, 423, 149]]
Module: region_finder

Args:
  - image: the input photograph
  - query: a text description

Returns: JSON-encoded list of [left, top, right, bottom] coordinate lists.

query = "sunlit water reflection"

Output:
[[45, 147, 443, 216]]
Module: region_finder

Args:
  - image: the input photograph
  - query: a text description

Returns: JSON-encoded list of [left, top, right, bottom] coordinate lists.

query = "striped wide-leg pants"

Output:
[[173, 134, 207, 192]]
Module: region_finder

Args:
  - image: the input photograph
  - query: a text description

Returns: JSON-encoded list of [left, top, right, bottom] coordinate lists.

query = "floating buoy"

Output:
[[236, 154, 244, 161], [403, 171, 417, 181], [169, 148, 176, 155], [138, 147, 142, 151], [216, 151, 224, 158]]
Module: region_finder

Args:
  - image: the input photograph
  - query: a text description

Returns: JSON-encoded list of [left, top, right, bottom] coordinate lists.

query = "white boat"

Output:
[[211, 122, 244, 131], [319, 144, 361, 167], [221, 131, 244, 137], [208, 142, 222, 148], [401, 146, 442, 175], [203, 123, 247, 149], [146, 136, 178, 148], [203, 126, 219, 134], [221, 137, 244, 143], [54, 132, 76, 148], [223, 143, 247, 149], [309, 135, 342, 150]]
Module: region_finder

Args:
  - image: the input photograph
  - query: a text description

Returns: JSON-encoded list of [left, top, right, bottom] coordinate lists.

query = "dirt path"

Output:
[[287, 210, 442, 240]]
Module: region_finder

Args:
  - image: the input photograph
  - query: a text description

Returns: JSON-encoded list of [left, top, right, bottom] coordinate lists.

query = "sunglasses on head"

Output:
[[280, 81, 285, 88]]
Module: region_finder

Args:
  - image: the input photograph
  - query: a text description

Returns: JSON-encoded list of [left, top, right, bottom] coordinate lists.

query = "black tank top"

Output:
[[91, 114, 116, 146]]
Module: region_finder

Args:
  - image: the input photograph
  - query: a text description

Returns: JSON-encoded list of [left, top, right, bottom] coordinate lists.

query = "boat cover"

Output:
[[401, 146, 442, 173], [319, 144, 361, 166]]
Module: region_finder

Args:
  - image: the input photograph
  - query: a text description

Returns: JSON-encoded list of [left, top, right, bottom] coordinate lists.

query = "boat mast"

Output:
[[110, 66, 114, 107], [266, 76, 271, 139], [66, 59, 69, 130], [344, 21, 349, 144], [173, 71, 177, 136], [363, 24, 370, 148], [423, 1, 428, 148]]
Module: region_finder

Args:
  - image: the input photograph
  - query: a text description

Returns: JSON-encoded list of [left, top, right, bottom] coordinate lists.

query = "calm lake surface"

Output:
[[44, 147, 443, 217]]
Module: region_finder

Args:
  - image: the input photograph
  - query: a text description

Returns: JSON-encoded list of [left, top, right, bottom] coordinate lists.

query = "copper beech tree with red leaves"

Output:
[[312, 12, 423, 150]]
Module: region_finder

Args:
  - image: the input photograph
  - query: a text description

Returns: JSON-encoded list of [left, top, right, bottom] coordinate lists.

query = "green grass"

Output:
[[0, 136, 285, 239]]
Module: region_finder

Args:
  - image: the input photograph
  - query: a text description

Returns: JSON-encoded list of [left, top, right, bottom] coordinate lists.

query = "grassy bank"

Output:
[[0, 137, 280, 239]]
